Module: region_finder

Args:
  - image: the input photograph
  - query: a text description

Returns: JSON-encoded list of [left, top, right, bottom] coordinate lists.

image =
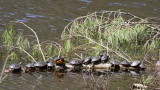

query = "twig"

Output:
[[13, 21, 46, 61], [0, 54, 13, 83], [0, 45, 37, 62]]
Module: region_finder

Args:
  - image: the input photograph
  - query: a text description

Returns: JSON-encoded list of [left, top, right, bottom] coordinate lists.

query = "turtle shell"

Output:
[[110, 60, 119, 65], [9, 64, 21, 69], [53, 57, 65, 65], [25, 63, 35, 72], [121, 60, 130, 67], [83, 56, 91, 64], [53, 57, 64, 61], [26, 63, 35, 68], [9, 64, 22, 72], [91, 56, 101, 62], [100, 53, 110, 63], [47, 61, 55, 67], [131, 61, 141, 67], [53, 57, 61, 61], [34, 61, 47, 67], [69, 58, 82, 65]]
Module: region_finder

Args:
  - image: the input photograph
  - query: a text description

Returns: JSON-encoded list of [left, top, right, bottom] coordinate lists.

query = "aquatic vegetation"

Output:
[[1, 22, 61, 63], [61, 11, 160, 61]]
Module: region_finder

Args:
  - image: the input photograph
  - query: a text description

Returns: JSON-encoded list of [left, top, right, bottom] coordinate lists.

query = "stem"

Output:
[[0, 45, 37, 62], [77, 35, 131, 61], [18, 47, 37, 62], [0, 54, 13, 83], [14, 21, 46, 61]]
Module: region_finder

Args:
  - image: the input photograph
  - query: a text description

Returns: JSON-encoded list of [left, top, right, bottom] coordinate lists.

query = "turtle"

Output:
[[110, 60, 119, 66], [121, 60, 130, 67], [83, 56, 91, 65], [131, 61, 141, 68], [110, 60, 120, 69], [53, 57, 65, 66], [34, 61, 47, 71], [91, 56, 101, 66], [47, 61, 55, 69], [69, 58, 82, 66], [100, 53, 110, 63], [25, 63, 35, 72], [69, 58, 83, 70], [9, 64, 22, 73]]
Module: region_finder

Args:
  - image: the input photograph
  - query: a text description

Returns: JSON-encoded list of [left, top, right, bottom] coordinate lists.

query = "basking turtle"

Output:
[[131, 61, 141, 68], [121, 60, 130, 67], [53, 57, 65, 67], [83, 56, 91, 65], [110, 60, 120, 69], [25, 63, 35, 72], [91, 56, 101, 66], [69, 58, 83, 70], [100, 53, 110, 63], [9, 64, 22, 73], [47, 61, 55, 69], [110, 60, 119, 66], [69, 58, 82, 66], [34, 61, 47, 71]]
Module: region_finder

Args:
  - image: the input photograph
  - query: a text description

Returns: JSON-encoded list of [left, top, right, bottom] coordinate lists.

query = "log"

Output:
[[65, 63, 146, 70]]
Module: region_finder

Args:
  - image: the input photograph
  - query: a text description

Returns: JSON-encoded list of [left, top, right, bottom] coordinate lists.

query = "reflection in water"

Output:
[[54, 71, 65, 82], [0, 69, 151, 90]]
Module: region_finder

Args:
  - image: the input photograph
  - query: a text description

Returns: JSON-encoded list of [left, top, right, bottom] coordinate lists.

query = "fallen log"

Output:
[[65, 63, 146, 70]]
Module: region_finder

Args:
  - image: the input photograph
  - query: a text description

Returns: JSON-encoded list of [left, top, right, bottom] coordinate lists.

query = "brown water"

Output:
[[0, 0, 159, 90]]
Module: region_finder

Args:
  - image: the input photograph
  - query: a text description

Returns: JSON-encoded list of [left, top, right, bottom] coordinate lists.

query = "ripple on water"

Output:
[[132, 2, 147, 6], [108, 2, 139, 8], [16, 18, 31, 22], [2, 12, 17, 18], [25, 13, 46, 18], [78, 6, 87, 10], [79, 0, 92, 4]]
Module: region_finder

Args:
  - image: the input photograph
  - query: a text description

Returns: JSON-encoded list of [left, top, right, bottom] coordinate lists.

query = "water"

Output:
[[0, 0, 159, 89], [0, 69, 148, 90], [0, 0, 160, 40]]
